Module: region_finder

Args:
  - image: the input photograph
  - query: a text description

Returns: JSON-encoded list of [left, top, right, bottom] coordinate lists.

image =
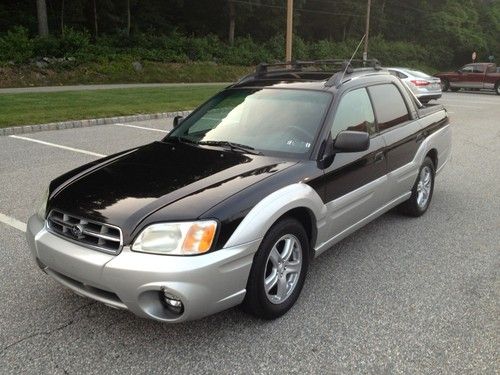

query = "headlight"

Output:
[[37, 187, 49, 220], [132, 221, 217, 255]]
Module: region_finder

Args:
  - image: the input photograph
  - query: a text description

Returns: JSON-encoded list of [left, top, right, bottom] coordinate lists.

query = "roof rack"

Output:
[[255, 59, 380, 74], [234, 58, 383, 87]]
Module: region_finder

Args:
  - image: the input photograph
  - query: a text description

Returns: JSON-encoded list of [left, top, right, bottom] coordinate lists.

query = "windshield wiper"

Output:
[[176, 136, 199, 145], [198, 140, 262, 155]]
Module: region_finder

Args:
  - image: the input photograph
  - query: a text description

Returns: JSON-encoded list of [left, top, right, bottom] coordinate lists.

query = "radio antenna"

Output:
[[340, 34, 366, 83]]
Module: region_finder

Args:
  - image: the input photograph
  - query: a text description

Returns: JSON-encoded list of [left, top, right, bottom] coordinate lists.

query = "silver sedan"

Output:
[[388, 67, 442, 103]]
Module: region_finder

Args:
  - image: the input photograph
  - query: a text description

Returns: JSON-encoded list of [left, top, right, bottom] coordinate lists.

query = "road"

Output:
[[0, 91, 498, 374], [0, 82, 230, 95]]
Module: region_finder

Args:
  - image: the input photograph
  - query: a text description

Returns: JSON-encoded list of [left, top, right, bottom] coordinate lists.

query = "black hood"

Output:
[[48, 141, 297, 242]]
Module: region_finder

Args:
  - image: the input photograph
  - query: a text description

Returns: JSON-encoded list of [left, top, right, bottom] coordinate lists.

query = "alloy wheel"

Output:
[[264, 234, 302, 304], [416, 165, 432, 209]]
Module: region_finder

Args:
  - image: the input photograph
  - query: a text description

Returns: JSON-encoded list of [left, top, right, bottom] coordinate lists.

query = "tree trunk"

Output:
[[343, 17, 353, 41], [92, 0, 98, 38], [36, 0, 49, 36], [228, 1, 236, 46], [61, 0, 65, 36], [126, 0, 131, 37], [379, 0, 386, 34]]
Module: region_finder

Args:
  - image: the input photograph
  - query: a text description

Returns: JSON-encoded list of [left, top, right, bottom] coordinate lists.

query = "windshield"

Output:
[[167, 88, 332, 157]]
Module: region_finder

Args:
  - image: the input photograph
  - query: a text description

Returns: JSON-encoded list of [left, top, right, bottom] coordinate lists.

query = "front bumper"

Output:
[[26, 214, 260, 322]]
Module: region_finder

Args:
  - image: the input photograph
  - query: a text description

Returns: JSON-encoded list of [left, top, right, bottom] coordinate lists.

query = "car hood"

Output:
[[48, 141, 297, 240]]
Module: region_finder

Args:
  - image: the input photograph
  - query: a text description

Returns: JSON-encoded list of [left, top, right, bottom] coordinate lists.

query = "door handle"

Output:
[[374, 152, 384, 163]]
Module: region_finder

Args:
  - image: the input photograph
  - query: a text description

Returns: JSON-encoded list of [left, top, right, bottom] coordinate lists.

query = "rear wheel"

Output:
[[399, 157, 435, 217], [242, 218, 309, 319], [495, 82, 500, 95]]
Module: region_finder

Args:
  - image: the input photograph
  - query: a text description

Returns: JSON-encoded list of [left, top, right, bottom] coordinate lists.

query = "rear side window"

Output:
[[368, 84, 409, 131], [331, 88, 376, 138], [472, 64, 485, 73], [388, 70, 407, 79]]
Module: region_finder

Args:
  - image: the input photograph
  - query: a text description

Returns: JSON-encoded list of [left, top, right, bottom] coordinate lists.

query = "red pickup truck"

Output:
[[435, 63, 500, 95]]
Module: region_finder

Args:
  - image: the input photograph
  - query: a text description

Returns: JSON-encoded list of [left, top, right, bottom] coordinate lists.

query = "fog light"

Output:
[[160, 287, 184, 315]]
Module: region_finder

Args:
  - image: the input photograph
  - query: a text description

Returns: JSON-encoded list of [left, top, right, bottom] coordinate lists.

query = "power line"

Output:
[[230, 0, 365, 18], [231, 0, 424, 31]]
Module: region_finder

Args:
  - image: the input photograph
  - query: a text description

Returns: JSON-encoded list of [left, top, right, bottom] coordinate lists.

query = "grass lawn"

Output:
[[0, 85, 226, 128]]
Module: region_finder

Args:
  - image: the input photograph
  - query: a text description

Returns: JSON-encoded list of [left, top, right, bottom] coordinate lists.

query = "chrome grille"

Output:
[[47, 210, 122, 254]]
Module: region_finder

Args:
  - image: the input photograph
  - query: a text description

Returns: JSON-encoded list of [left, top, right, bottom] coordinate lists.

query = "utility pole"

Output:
[[363, 0, 371, 61], [286, 0, 293, 62]]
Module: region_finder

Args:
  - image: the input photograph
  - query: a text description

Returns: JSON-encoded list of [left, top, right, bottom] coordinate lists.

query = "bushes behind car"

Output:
[[1, 26, 438, 73]]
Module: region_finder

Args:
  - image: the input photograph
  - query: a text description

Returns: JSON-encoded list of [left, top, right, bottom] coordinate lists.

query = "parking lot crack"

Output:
[[0, 301, 96, 355]]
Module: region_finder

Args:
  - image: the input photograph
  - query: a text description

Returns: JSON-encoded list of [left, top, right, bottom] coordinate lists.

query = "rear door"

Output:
[[321, 87, 387, 243], [368, 83, 422, 201]]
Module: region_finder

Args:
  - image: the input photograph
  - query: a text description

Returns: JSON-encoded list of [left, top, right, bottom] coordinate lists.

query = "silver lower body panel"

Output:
[[27, 214, 259, 322]]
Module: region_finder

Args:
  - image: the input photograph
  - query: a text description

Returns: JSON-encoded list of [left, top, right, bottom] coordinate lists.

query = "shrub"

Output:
[[0, 26, 455, 71], [59, 28, 91, 56], [0, 26, 33, 63], [33, 35, 62, 57]]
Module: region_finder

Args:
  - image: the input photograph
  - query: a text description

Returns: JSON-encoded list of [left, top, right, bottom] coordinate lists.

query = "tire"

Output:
[[450, 87, 460, 92], [242, 218, 309, 319], [495, 82, 500, 95], [399, 157, 435, 217], [441, 79, 450, 92], [419, 98, 430, 104]]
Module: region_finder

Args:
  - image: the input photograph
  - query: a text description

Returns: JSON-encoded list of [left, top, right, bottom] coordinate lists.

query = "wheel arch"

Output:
[[223, 183, 326, 252], [426, 148, 438, 169], [277, 207, 317, 260]]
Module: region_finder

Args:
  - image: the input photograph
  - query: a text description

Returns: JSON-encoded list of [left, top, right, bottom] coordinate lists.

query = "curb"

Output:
[[0, 110, 193, 136]]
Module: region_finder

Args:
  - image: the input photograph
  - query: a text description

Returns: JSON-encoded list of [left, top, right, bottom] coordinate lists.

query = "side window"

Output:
[[397, 71, 408, 79], [368, 84, 409, 131], [461, 65, 474, 73], [388, 70, 408, 79], [473, 64, 485, 73], [331, 88, 376, 138]]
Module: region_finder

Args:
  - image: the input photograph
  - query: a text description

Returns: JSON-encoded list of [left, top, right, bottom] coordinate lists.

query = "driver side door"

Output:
[[320, 87, 387, 248]]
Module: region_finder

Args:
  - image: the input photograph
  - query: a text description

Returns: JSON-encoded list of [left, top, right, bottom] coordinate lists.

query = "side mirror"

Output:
[[333, 131, 370, 153], [173, 115, 184, 128], [457, 70, 463, 74]]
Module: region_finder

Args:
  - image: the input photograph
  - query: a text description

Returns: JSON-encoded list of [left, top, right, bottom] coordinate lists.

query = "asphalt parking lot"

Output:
[[0, 91, 498, 374]]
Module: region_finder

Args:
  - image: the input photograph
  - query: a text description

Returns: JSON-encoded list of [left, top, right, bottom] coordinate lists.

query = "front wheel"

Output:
[[495, 82, 500, 95], [399, 157, 435, 217], [242, 218, 309, 319]]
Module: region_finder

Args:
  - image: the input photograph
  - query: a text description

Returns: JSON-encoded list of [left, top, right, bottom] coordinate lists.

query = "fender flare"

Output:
[[223, 183, 327, 249]]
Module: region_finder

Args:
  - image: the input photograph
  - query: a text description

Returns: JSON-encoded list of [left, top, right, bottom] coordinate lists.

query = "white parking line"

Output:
[[441, 99, 498, 105], [113, 123, 169, 133], [9, 135, 107, 158], [0, 213, 26, 232]]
